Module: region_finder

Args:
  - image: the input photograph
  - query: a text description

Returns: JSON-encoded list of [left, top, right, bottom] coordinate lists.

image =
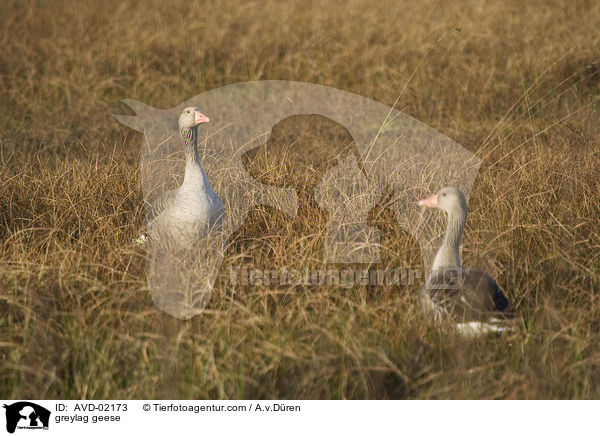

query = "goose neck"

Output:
[[180, 126, 210, 191], [181, 126, 200, 164], [431, 207, 465, 271]]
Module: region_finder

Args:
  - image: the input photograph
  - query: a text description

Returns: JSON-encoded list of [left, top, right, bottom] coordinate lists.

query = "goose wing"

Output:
[[146, 187, 179, 222], [426, 268, 514, 324]]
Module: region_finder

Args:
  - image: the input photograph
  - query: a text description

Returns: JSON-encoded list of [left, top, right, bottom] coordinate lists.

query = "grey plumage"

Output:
[[135, 106, 224, 247], [418, 187, 515, 336], [146, 187, 178, 223], [423, 268, 514, 326]]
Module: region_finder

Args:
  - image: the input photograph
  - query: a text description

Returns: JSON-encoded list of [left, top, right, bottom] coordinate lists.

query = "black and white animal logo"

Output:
[[3, 402, 50, 434]]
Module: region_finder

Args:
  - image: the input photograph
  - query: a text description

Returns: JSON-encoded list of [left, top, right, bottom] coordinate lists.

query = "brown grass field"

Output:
[[1, 0, 600, 399]]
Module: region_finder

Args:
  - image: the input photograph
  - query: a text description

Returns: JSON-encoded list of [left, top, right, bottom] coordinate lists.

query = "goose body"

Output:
[[418, 187, 514, 336], [137, 107, 224, 247]]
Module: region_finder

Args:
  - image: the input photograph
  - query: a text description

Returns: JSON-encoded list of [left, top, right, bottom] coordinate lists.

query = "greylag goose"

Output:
[[136, 107, 225, 247], [418, 187, 515, 336]]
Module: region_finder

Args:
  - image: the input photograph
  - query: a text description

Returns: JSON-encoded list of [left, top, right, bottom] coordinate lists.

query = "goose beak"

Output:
[[418, 194, 438, 208], [194, 111, 210, 124]]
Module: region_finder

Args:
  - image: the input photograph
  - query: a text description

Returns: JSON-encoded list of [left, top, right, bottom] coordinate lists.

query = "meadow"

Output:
[[1, 0, 599, 399]]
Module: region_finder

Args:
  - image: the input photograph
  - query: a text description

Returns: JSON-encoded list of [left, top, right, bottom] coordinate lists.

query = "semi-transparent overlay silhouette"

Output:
[[115, 81, 480, 319]]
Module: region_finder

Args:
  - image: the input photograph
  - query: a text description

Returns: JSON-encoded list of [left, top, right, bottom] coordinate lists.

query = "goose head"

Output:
[[418, 187, 467, 215], [178, 106, 210, 130]]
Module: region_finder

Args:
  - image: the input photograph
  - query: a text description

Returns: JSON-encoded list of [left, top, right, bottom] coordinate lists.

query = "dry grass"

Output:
[[1, 0, 600, 399]]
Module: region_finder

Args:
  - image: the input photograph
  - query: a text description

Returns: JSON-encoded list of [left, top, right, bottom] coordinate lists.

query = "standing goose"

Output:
[[418, 187, 515, 336], [136, 107, 225, 247]]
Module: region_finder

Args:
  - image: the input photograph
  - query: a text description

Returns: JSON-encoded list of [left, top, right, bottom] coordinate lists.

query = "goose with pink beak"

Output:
[[134, 106, 224, 247], [418, 187, 515, 337]]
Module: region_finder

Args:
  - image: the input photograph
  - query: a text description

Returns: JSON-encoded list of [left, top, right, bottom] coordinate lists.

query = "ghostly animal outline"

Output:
[[114, 81, 480, 318]]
